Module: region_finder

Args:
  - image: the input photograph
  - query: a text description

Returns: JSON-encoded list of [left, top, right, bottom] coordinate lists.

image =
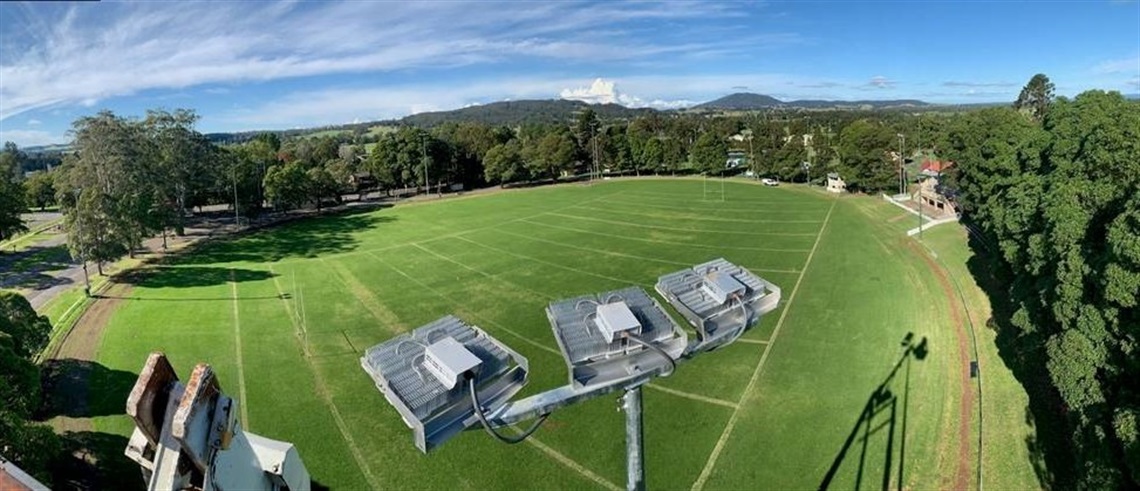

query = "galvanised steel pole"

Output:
[[623, 386, 645, 491]]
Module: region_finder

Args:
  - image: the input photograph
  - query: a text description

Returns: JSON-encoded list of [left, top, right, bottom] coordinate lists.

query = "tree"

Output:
[[1014, 73, 1055, 123], [531, 130, 576, 180], [306, 164, 340, 211], [0, 143, 27, 242], [144, 109, 214, 235], [0, 291, 52, 359], [23, 171, 55, 211], [59, 111, 157, 272], [836, 119, 896, 192], [263, 161, 311, 210], [953, 89, 1140, 488], [483, 140, 527, 185], [690, 132, 728, 174], [0, 291, 59, 485]]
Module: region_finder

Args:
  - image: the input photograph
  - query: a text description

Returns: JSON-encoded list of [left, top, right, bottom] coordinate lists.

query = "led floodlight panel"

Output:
[[656, 258, 782, 348], [360, 315, 529, 452], [547, 287, 686, 388]]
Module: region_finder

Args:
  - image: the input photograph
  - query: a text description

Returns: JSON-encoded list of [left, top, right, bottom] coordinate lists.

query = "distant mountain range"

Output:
[[400, 99, 656, 127], [692, 92, 932, 110], [24, 92, 1137, 153]]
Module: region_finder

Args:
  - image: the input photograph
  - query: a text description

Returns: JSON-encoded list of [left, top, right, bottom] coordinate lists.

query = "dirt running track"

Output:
[[909, 241, 974, 490], [48, 282, 130, 434]]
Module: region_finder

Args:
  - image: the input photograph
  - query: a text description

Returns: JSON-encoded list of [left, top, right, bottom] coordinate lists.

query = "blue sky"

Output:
[[1, 0, 1137, 147]]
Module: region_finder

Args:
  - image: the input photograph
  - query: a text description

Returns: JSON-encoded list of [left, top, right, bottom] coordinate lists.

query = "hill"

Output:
[[400, 99, 657, 127], [693, 92, 932, 111], [692, 93, 783, 110]]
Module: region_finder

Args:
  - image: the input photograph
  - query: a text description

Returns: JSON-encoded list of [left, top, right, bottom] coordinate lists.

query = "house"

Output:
[[826, 173, 846, 193], [919, 160, 953, 178], [913, 161, 959, 216], [1, 456, 49, 491]]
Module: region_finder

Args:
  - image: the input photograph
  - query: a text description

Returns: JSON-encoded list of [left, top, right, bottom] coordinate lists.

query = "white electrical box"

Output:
[[702, 272, 747, 304], [595, 302, 642, 343], [423, 337, 482, 389]]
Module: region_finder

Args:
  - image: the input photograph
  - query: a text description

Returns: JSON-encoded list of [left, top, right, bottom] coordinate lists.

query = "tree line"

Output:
[[2, 73, 1136, 487], [943, 80, 1139, 488]]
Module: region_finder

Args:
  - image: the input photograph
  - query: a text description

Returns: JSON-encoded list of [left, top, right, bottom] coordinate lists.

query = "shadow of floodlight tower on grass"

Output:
[[819, 333, 928, 491]]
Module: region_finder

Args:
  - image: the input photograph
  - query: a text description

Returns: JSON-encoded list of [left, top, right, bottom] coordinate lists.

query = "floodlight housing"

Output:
[[423, 337, 483, 389], [656, 258, 781, 349], [546, 286, 686, 388], [360, 315, 528, 453], [595, 301, 642, 343]]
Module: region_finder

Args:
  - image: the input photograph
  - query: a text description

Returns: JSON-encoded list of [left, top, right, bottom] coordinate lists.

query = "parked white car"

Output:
[[761, 178, 780, 186]]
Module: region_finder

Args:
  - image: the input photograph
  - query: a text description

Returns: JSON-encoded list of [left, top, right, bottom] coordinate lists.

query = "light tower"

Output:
[[361, 259, 781, 490]]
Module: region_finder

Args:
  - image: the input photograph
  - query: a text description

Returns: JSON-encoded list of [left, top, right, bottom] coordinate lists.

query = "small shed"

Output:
[[826, 173, 846, 193]]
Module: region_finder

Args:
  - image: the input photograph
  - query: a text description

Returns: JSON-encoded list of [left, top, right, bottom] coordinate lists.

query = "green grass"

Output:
[[921, 225, 1041, 490], [87, 179, 1032, 489]]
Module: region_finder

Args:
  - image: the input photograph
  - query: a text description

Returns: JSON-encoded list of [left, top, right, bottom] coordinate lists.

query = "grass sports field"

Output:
[[86, 178, 1030, 489]]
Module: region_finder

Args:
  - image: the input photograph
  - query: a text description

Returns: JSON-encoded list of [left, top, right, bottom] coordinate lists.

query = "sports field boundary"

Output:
[[691, 197, 837, 491], [229, 270, 251, 429], [267, 268, 384, 489]]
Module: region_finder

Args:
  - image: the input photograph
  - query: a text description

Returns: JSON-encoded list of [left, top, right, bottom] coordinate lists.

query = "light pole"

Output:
[[232, 164, 240, 226], [421, 133, 430, 196], [897, 133, 906, 195]]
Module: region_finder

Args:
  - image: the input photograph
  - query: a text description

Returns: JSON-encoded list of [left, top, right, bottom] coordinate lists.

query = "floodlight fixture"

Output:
[[656, 258, 782, 351], [364, 277, 779, 491], [360, 315, 529, 453], [546, 286, 686, 389]]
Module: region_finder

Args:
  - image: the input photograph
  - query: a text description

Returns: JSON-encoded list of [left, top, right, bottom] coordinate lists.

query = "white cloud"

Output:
[[26, 119, 41, 126], [1093, 56, 1140, 74], [1129, 77, 1140, 89], [560, 78, 692, 108], [867, 76, 895, 89], [1, 1, 794, 121], [942, 81, 1016, 88], [0, 129, 68, 147]]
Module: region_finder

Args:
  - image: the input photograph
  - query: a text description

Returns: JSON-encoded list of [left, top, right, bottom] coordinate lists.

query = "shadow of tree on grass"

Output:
[[176, 207, 395, 265], [115, 266, 276, 290], [38, 359, 138, 420], [51, 431, 144, 491], [963, 231, 1075, 489]]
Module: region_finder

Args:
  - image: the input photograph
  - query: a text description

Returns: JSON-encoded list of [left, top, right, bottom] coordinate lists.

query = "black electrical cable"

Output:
[[723, 296, 751, 346], [468, 376, 549, 444], [625, 333, 677, 377]]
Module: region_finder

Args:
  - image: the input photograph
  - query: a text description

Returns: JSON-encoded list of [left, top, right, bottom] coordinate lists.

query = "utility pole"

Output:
[[422, 134, 430, 196], [897, 133, 906, 195], [232, 164, 240, 226]]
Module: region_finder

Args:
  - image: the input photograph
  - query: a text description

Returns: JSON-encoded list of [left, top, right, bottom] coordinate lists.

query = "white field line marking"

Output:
[[496, 228, 692, 267], [320, 257, 405, 334], [691, 198, 837, 491], [622, 189, 828, 205], [519, 218, 812, 253], [228, 271, 250, 430], [647, 383, 739, 410], [601, 195, 832, 214], [574, 203, 823, 225], [276, 191, 623, 266], [366, 251, 562, 357], [498, 228, 801, 276], [526, 437, 623, 491], [411, 243, 556, 301], [266, 269, 383, 489], [454, 235, 651, 288], [547, 211, 818, 237], [734, 338, 769, 345], [268, 266, 307, 348]]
